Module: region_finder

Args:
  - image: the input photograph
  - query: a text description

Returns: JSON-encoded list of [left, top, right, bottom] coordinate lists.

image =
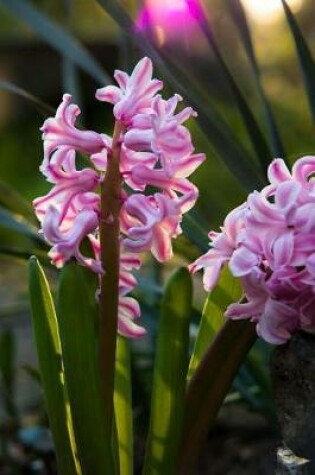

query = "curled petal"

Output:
[[41, 94, 105, 173], [267, 158, 291, 184], [129, 165, 198, 212], [43, 206, 101, 272], [292, 155, 315, 184], [122, 193, 181, 261], [95, 85, 122, 104], [189, 252, 227, 292], [118, 296, 146, 338], [256, 299, 299, 345], [229, 246, 260, 277], [33, 168, 99, 227]]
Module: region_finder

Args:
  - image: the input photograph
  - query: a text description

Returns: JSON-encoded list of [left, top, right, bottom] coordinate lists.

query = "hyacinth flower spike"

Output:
[[190, 156, 315, 345], [34, 56, 205, 340]]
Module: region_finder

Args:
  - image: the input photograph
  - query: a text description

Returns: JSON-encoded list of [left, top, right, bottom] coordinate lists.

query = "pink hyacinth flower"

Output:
[[96, 57, 163, 125], [35, 57, 205, 339], [128, 163, 201, 212], [41, 94, 107, 174], [122, 193, 182, 262], [33, 148, 100, 227], [189, 203, 247, 291], [190, 156, 315, 344], [124, 94, 196, 175], [42, 206, 101, 272]]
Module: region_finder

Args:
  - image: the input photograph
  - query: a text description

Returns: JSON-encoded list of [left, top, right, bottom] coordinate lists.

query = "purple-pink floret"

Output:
[[33, 57, 205, 338], [189, 156, 315, 345]]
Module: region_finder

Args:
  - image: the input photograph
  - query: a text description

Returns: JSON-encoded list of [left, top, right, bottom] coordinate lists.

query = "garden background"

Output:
[[0, 0, 314, 473]]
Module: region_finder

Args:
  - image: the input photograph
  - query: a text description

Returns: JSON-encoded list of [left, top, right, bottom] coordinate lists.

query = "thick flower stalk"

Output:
[[190, 156, 315, 345], [33, 57, 205, 338]]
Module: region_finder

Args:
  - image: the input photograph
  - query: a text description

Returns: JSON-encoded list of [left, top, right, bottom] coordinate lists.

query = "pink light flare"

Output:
[[135, 0, 200, 45]]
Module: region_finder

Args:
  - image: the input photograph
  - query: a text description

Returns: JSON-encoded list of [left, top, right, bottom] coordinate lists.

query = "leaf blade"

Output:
[[281, 0, 315, 121], [28, 257, 81, 475], [185, 0, 272, 171], [0, 78, 54, 116], [226, 0, 286, 157], [0, 175, 37, 224], [114, 336, 133, 475], [188, 267, 242, 380], [143, 268, 192, 475], [0, 206, 43, 243], [0, 0, 110, 86], [57, 262, 115, 474]]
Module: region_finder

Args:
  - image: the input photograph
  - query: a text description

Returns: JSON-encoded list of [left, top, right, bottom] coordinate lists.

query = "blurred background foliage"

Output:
[[0, 0, 314, 472]]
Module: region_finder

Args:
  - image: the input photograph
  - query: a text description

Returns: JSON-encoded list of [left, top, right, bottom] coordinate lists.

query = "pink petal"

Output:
[[267, 158, 291, 184], [95, 85, 122, 104]]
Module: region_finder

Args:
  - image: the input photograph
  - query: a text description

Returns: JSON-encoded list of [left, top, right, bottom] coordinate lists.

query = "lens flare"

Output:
[[135, 0, 198, 45], [241, 0, 303, 24]]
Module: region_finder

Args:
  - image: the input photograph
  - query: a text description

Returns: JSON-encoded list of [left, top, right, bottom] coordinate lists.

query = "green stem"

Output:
[[99, 120, 124, 439]]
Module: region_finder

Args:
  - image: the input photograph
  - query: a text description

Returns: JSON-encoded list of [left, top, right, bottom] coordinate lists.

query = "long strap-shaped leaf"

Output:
[[177, 319, 256, 474], [185, 0, 272, 171], [188, 267, 242, 380], [95, 0, 265, 191], [28, 257, 81, 475], [0, 79, 54, 116], [57, 262, 116, 475], [114, 336, 133, 475], [281, 0, 315, 122], [226, 0, 286, 158], [0, 0, 110, 86], [0, 173, 37, 224], [0, 246, 50, 266], [143, 268, 192, 475], [0, 206, 43, 244], [182, 214, 210, 254]]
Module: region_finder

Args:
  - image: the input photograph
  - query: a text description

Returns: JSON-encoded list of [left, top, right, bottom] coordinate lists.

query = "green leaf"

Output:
[[95, 0, 132, 31], [178, 319, 257, 472], [95, 0, 264, 191], [21, 364, 41, 385], [143, 268, 192, 475], [0, 246, 51, 266], [0, 175, 37, 224], [281, 0, 315, 121], [186, 0, 272, 171], [0, 78, 54, 116], [0, 0, 110, 86], [188, 267, 242, 380], [226, 0, 285, 158], [0, 329, 16, 418], [0, 206, 42, 243], [182, 214, 209, 253], [57, 262, 115, 474], [28, 257, 81, 475], [114, 336, 133, 475]]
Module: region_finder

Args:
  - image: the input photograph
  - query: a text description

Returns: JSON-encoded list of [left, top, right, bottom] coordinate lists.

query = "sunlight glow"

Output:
[[241, 0, 303, 24]]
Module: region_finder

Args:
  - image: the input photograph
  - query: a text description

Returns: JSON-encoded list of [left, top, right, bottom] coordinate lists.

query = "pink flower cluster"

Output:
[[33, 57, 205, 338], [190, 157, 315, 345]]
